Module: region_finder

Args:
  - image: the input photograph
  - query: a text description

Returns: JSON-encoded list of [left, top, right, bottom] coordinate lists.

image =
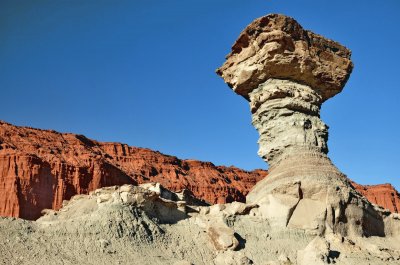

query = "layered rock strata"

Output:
[[1, 120, 399, 221], [216, 14, 353, 101], [217, 14, 395, 237], [352, 182, 400, 213], [0, 120, 266, 220]]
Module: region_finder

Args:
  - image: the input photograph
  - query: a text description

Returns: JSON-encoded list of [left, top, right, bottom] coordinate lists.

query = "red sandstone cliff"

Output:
[[0, 121, 398, 220], [352, 182, 400, 213], [0, 121, 266, 220]]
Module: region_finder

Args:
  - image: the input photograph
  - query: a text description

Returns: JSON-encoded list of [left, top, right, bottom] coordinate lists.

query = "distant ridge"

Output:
[[0, 120, 398, 220]]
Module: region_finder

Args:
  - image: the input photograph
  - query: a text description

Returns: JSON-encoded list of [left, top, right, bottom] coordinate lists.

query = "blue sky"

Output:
[[1, 1, 399, 189]]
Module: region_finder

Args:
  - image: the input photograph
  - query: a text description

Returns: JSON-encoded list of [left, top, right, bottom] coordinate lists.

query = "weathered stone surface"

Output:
[[217, 13, 353, 101], [256, 193, 300, 227], [214, 251, 253, 265], [217, 13, 397, 238], [2, 182, 399, 265], [249, 79, 328, 166], [297, 236, 332, 265], [207, 221, 239, 251], [0, 121, 265, 220], [352, 182, 400, 213], [287, 198, 326, 231], [0, 120, 398, 221]]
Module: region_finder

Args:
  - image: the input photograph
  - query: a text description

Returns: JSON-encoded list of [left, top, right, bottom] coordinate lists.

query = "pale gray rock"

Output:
[[248, 79, 327, 167], [297, 236, 331, 265], [207, 223, 239, 251], [217, 13, 396, 240], [214, 251, 253, 265], [1, 183, 400, 264]]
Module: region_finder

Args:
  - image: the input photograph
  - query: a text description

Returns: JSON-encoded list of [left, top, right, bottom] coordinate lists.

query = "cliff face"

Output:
[[0, 122, 137, 220], [0, 120, 398, 220], [352, 182, 400, 213], [0, 121, 265, 220]]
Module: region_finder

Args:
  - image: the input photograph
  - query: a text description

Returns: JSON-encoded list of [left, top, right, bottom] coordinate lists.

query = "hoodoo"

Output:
[[217, 14, 392, 237]]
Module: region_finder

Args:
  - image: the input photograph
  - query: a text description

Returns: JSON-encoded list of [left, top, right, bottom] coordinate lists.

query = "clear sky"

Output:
[[1, 1, 399, 189]]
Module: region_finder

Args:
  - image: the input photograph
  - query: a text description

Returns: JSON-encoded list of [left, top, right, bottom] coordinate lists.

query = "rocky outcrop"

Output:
[[217, 13, 397, 238], [216, 14, 353, 101], [352, 182, 400, 213], [1, 13, 400, 265], [0, 120, 399, 220], [2, 183, 399, 265], [0, 120, 266, 220]]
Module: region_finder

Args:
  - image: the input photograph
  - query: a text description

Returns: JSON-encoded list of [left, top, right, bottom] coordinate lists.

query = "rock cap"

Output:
[[217, 14, 353, 102]]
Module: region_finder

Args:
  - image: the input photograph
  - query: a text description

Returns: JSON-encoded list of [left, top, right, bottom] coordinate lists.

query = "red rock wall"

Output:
[[352, 182, 400, 213], [0, 121, 398, 220], [0, 121, 265, 220]]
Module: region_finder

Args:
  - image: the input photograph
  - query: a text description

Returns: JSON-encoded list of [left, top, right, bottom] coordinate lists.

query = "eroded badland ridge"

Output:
[[0, 120, 266, 220], [1, 13, 400, 265]]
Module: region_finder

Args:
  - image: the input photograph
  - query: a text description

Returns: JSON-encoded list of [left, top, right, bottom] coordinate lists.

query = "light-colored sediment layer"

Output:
[[240, 78, 386, 238], [248, 79, 327, 167], [1, 184, 400, 265]]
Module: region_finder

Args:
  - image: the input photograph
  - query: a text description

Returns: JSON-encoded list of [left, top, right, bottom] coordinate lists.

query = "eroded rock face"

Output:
[[2, 183, 399, 265], [217, 13, 353, 101], [249, 79, 328, 167], [0, 120, 399, 221], [352, 182, 400, 213], [217, 13, 393, 238], [0, 121, 265, 220]]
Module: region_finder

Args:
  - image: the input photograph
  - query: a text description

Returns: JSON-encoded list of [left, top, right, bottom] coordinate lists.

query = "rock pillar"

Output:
[[217, 14, 386, 237]]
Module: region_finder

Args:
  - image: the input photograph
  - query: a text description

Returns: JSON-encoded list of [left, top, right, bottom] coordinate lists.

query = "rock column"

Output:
[[217, 14, 386, 237], [249, 79, 328, 168]]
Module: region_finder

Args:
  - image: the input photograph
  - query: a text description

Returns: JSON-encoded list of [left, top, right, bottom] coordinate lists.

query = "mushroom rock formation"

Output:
[[217, 14, 394, 237]]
